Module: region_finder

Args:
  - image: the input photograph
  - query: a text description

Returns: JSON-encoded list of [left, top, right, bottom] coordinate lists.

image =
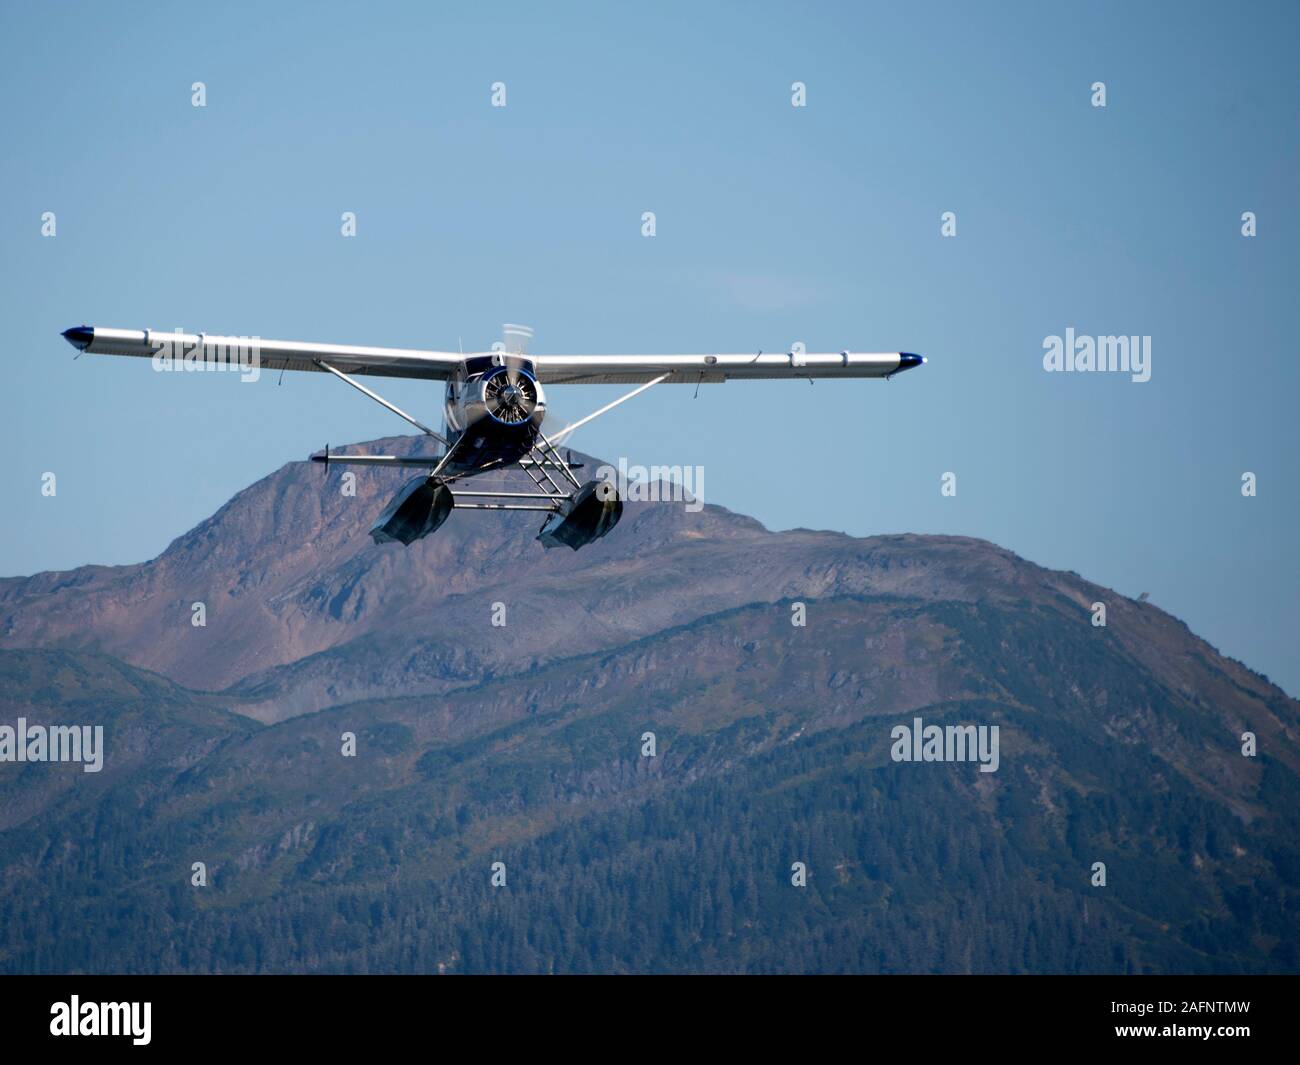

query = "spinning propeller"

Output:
[[492, 323, 584, 452]]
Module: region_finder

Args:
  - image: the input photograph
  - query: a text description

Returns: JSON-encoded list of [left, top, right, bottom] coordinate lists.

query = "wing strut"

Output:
[[549, 372, 672, 446], [314, 359, 451, 448]]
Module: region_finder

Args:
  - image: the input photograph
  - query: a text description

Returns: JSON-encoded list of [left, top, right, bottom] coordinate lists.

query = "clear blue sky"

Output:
[[1, 1, 1296, 694]]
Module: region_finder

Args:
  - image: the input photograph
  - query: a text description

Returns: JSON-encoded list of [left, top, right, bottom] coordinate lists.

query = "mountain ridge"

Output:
[[3, 435, 1289, 733]]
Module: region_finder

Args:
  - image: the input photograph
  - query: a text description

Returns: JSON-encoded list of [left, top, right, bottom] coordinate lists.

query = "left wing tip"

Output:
[[61, 325, 93, 351]]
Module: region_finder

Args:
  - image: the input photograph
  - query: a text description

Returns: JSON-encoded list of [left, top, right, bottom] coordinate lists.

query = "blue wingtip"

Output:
[[61, 326, 93, 351]]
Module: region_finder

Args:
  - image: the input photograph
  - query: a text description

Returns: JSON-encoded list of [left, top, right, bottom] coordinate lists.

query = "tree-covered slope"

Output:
[[1, 585, 1295, 973]]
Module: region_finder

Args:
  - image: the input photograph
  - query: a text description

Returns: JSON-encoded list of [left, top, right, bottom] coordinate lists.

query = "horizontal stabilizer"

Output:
[[312, 452, 444, 469], [312, 452, 585, 470]]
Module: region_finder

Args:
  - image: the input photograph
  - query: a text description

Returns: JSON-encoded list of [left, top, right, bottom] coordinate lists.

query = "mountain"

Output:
[[0, 437, 1296, 973]]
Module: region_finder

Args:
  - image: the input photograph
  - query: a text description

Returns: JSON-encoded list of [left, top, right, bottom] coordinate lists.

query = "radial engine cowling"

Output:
[[458, 365, 547, 432]]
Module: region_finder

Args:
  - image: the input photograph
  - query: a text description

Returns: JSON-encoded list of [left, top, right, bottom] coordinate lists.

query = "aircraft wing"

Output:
[[61, 327, 925, 384], [60, 326, 465, 381], [530, 351, 924, 385]]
